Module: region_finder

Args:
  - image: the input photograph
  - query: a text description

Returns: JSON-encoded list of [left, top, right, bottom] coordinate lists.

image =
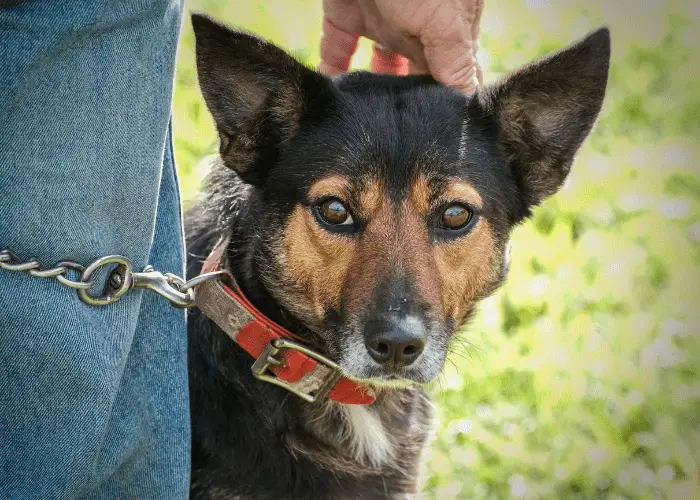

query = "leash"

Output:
[[0, 249, 222, 307], [0, 247, 374, 405]]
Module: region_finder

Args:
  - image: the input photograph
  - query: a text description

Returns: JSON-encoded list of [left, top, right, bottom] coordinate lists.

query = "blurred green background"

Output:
[[175, 1, 700, 498]]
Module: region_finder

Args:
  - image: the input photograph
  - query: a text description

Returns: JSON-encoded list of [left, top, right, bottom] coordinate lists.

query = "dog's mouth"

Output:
[[346, 366, 438, 388], [363, 373, 425, 390]]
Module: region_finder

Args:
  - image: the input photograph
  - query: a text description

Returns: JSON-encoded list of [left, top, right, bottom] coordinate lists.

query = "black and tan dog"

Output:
[[186, 14, 610, 500]]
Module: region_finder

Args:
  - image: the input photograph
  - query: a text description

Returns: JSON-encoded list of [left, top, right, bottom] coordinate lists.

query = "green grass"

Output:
[[175, 1, 700, 498]]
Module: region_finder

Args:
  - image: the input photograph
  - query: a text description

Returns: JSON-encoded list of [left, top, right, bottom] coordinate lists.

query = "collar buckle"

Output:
[[251, 338, 342, 403]]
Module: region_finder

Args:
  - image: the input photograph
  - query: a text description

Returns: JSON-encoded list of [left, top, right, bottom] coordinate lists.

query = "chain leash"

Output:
[[0, 249, 229, 308]]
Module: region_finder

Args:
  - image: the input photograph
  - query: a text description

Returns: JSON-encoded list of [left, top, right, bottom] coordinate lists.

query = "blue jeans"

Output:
[[0, 1, 188, 498]]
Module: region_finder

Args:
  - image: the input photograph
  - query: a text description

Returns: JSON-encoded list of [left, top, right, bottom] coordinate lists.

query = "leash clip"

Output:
[[130, 267, 196, 308], [251, 338, 343, 403], [75, 254, 229, 308]]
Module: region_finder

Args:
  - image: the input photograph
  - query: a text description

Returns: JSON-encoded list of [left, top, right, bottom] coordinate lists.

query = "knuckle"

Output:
[[435, 62, 477, 89]]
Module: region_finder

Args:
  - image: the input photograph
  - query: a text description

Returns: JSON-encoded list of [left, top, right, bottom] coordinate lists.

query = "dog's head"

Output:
[[192, 15, 610, 386]]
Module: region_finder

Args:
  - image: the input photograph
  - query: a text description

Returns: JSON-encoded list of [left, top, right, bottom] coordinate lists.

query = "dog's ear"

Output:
[[480, 28, 610, 213], [192, 14, 330, 184]]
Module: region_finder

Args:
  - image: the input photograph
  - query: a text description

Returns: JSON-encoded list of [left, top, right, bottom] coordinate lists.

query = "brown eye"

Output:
[[440, 204, 473, 230], [317, 198, 354, 226]]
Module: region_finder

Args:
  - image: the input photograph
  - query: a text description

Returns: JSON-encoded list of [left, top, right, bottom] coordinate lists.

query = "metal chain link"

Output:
[[0, 249, 230, 308]]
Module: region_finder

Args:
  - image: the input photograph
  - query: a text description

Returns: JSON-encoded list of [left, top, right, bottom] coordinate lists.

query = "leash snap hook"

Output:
[[77, 256, 195, 308], [129, 267, 195, 308]]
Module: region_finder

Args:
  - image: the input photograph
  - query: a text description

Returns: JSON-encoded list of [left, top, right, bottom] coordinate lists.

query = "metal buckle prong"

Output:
[[251, 339, 342, 403]]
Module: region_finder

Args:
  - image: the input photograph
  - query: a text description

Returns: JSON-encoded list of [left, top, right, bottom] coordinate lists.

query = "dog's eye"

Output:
[[317, 198, 354, 226], [439, 204, 473, 230]]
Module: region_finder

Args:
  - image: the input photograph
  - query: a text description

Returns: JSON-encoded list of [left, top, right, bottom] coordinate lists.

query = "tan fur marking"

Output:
[[409, 175, 431, 214], [440, 180, 483, 209], [434, 219, 495, 324], [343, 200, 392, 313], [308, 175, 351, 201], [401, 205, 442, 312], [356, 178, 384, 220], [344, 193, 441, 315], [283, 205, 355, 326], [284, 176, 386, 324], [405, 176, 441, 310]]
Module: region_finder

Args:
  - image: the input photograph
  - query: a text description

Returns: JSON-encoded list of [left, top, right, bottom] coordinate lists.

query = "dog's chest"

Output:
[[340, 404, 395, 466], [285, 388, 435, 497]]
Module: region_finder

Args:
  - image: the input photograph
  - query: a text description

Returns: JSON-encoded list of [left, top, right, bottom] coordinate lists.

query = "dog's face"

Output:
[[192, 15, 610, 386]]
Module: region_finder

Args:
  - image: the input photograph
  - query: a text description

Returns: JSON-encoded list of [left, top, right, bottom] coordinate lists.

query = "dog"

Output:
[[185, 13, 610, 500]]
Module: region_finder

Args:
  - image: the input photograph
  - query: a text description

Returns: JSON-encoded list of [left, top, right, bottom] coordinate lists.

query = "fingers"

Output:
[[319, 17, 359, 75], [419, 12, 480, 94], [424, 43, 479, 93], [320, 0, 485, 93], [370, 43, 409, 75], [408, 60, 429, 75]]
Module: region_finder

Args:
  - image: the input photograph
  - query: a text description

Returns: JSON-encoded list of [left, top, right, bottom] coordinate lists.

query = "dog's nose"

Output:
[[364, 315, 426, 368]]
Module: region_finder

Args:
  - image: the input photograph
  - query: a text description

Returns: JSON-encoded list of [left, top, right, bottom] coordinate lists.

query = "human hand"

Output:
[[319, 0, 484, 94]]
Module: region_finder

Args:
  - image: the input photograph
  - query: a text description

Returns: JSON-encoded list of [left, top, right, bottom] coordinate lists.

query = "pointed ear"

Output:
[[480, 28, 610, 212], [191, 14, 330, 184]]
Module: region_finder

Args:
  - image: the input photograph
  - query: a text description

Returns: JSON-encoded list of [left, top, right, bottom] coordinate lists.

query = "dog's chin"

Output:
[[364, 375, 425, 390], [339, 360, 444, 389]]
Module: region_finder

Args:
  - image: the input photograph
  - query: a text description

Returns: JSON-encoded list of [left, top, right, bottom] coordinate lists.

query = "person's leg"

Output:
[[0, 1, 188, 498]]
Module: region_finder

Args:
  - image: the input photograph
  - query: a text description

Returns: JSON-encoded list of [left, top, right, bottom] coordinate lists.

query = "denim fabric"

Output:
[[0, 1, 188, 498]]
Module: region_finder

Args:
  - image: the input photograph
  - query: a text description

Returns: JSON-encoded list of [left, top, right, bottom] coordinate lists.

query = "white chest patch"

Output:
[[340, 404, 394, 467]]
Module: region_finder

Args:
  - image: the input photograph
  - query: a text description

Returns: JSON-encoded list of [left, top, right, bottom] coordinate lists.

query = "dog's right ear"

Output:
[[192, 14, 330, 184]]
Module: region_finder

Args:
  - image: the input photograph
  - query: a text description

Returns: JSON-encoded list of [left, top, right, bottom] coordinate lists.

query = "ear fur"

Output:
[[192, 14, 330, 184], [480, 28, 611, 213]]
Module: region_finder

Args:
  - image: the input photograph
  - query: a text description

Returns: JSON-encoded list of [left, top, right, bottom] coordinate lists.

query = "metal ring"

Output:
[[179, 270, 233, 293], [165, 273, 186, 287], [165, 273, 196, 308], [163, 273, 197, 308], [0, 259, 40, 272], [78, 255, 134, 306]]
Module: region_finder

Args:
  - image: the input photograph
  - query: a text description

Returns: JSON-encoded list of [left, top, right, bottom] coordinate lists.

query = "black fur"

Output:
[[187, 14, 610, 500]]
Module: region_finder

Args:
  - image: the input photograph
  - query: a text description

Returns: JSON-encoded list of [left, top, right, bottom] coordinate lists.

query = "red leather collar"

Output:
[[195, 237, 375, 405]]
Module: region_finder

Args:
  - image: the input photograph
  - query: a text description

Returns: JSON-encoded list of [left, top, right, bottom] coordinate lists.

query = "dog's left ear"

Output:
[[480, 28, 610, 213], [192, 14, 330, 185]]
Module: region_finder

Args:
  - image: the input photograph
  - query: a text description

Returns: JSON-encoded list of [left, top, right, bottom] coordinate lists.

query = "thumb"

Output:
[[415, 0, 481, 94], [422, 33, 479, 94]]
